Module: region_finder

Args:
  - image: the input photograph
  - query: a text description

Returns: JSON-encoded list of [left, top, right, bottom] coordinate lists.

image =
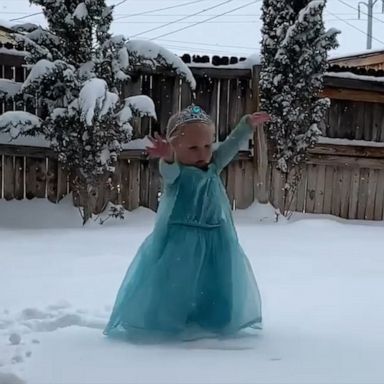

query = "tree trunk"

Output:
[[71, 171, 112, 225]]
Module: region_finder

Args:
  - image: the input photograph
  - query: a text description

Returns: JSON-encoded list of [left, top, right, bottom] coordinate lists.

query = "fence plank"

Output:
[[148, 159, 161, 211], [180, 80, 192, 109], [295, 167, 307, 213], [270, 167, 285, 212], [128, 160, 140, 211], [46, 158, 58, 203], [57, 165, 68, 202], [357, 168, 369, 220], [228, 78, 243, 133], [119, 159, 130, 210], [14, 156, 24, 200], [363, 101, 373, 141], [234, 160, 254, 209], [226, 162, 237, 209], [139, 160, 149, 209], [365, 169, 378, 220], [218, 79, 229, 141], [355, 101, 366, 140], [339, 168, 352, 219], [151, 76, 175, 135], [323, 166, 334, 214], [0, 155, 2, 199], [140, 75, 152, 138], [331, 167, 341, 217], [374, 170, 384, 220], [254, 124, 269, 204], [373, 103, 384, 142], [314, 165, 326, 214], [3, 156, 15, 201], [305, 164, 317, 213], [35, 158, 47, 198], [194, 75, 216, 117], [348, 168, 360, 219]]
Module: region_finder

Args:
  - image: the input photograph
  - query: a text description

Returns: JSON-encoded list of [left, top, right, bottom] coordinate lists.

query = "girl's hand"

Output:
[[247, 111, 271, 129], [146, 132, 174, 162]]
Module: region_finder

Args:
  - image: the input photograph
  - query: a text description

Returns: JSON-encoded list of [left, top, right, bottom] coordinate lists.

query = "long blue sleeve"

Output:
[[213, 115, 253, 172], [159, 159, 180, 184]]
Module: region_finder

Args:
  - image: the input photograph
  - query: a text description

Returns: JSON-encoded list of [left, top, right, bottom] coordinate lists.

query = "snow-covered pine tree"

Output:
[[260, 0, 339, 177], [0, 0, 195, 223]]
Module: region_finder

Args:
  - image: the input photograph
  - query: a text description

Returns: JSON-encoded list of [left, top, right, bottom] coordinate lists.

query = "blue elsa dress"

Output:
[[104, 116, 262, 341]]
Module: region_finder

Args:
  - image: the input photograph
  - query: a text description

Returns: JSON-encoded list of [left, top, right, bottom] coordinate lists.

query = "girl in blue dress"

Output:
[[104, 105, 271, 341]]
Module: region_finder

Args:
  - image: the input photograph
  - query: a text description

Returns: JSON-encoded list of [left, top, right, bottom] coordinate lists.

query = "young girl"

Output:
[[104, 105, 271, 341]]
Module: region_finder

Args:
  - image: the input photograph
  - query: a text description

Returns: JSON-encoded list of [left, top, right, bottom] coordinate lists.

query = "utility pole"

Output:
[[358, 0, 384, 49]]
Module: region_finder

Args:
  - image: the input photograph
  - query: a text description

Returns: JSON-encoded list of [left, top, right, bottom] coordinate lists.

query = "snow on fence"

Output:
[[1, 64, 384, 220]]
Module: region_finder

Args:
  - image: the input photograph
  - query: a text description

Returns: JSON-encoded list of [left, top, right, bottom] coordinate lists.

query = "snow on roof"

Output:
[[0, 19, 13, 31], [0, 111, 41, 139], [326, 71, 384, 83], [329, 48, 384, 61], [0, 47, 27, 57]]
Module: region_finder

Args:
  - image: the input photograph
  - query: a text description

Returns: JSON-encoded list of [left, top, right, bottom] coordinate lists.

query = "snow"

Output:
[[1, 197, 384, 383], [0, 111, 41, 139], [117, 105, 133, 124], [22, 59, 57, 89], [73, 3, 88, 20], [329, 48, 384, 61], [318, 136, 384, 147], [0, 19, 12, 29], [326, 71, 384, 82], [126, 39, 196, 89], [0, 79, 22, 98], [122, 136, 151, 150], [0, 132, 49, 147], [0, 48, 27, 57], [78, 78, 109, 126], [124, 95, 157, 119], [187, 52, 260, 70]]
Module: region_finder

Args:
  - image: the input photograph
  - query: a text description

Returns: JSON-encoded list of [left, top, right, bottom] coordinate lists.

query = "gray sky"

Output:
[[1, 0, 384, 57]]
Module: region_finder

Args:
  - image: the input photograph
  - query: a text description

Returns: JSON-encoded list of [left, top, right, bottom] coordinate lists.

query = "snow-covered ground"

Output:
[[1, 198, 384, 384]]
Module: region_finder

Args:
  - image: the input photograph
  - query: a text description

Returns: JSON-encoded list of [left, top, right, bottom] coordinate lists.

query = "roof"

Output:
[[329, 49, 384, 62], [0, 25, 17, 45]]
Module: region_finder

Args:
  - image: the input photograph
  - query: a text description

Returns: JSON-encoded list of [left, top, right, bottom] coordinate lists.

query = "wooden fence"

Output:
[[2, 65, 384, 220]]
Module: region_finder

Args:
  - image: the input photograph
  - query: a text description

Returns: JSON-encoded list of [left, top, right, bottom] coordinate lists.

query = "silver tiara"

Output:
[[174, 105, 212, 127]]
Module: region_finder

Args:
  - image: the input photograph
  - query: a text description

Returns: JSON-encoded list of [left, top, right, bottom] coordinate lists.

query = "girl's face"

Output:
[[171, 122, 215, 169]]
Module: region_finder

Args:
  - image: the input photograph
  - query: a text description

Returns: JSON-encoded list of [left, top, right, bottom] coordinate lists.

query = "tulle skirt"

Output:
[[104, 222, 262, 342]]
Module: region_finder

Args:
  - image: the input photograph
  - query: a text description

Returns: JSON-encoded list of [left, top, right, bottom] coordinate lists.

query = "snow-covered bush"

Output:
[[0, 0, 195, 223], [260, 0, 339, 173]]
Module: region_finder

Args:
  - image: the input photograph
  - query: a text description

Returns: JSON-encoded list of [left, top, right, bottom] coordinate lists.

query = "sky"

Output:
[[0, 0, 384, 58]]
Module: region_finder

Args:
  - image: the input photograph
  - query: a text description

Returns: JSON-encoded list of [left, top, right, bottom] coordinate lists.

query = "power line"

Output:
[[114, 0, 208, 20], [148, 0, 261, 40], [10, 12, 43, 21], [7, 0, 205, 21], [130, 0, 235, 38], [114, 17, 372, 24], [5, 11, 383, 17], [113, 0, 129, 7], [326, 9, 384, 46], [161, 43, 247, 54], [158, 38, 256, 50]]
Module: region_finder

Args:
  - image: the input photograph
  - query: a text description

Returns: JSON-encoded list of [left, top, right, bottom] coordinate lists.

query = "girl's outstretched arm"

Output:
[[159, 159, 180, 184], [146, 133, 180, 184], [213, 112, 270, 172]]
